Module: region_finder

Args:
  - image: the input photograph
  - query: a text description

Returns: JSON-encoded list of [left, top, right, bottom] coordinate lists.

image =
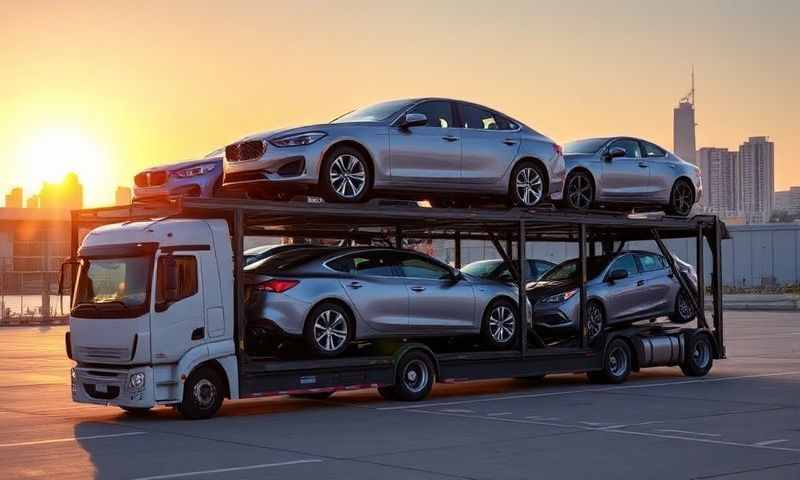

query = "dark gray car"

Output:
[[563, 137, 702, 216], [224, 98, 564, 207], [528, 250, 697, 341], [244, 246, 531, 357]]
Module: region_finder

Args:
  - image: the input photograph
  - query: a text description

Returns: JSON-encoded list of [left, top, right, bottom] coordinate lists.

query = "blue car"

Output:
[[133, 149, 223, 200]]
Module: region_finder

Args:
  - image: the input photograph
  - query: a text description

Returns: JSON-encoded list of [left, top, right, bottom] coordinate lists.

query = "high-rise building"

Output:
[[4, 187, 22, 208], [115, 186, 132, 206], [738, 136, 775, 224], [698, 147, 739, 216], [673, 70, 697, 165], [777, 186, 800, 215], [26, 195, 39, 209], [38, 173, 83, 210]]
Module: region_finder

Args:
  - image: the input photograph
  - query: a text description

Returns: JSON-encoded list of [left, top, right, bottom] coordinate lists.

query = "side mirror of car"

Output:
[[443, 269, 463, 283], [604, 147, 626, 161], [398, 113, 428, 129], [607, 269, 628, 282]]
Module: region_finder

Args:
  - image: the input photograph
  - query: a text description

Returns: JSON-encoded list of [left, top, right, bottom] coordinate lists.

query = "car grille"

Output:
[[226, 140, 265, 162], [134, 171, 167, 187]]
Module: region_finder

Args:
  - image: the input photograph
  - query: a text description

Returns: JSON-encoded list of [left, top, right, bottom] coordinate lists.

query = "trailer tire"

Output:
[[180, 365, 224, 420], [382, 351, 435, 402], [680, 334, 713, 377], [588, 338, 632, 384], [289, 392, 334, 400]]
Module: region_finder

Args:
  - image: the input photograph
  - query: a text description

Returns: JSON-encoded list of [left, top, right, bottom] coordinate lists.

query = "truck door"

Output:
[[150, 253, 205, 364]]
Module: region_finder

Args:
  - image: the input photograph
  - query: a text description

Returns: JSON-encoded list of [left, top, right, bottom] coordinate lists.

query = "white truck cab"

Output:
[[68, 218, 239, 418]]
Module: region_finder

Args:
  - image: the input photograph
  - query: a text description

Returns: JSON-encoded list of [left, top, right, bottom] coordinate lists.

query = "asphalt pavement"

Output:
[[1, 311, 798, 479]]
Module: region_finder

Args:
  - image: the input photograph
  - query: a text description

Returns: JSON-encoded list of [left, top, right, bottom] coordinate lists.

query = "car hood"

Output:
[[138, 157, 222, 174], [239, 122, 381, 142], [525, 279, 578, 300]]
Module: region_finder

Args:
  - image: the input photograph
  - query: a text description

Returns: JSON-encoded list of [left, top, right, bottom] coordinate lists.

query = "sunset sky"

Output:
[[1, 0, 798, 206]]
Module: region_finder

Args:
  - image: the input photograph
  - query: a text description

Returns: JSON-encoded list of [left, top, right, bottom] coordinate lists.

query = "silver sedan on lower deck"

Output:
[[562, 137, 702, 216], [244, 246, 531, 357]]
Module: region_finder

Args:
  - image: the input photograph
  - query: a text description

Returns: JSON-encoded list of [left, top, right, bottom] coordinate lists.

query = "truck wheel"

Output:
[[289, 392, 334, 400], [381, 351, 435, 402], [481, 299, 518, 349], [304, 302, 353, 357], [180, 366, 224, 420], [588, 339, 632, 384], [120, 406, 152, 415], [680, 334, 713, 377], [669, 290, 696, 324]]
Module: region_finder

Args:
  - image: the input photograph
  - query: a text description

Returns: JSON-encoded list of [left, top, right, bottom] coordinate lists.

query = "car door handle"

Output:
[[637, 280, 645, 286], [349, 281, 363, 289], [638, 162, 649, 168], [442, 135, 459, 142], [410, 286, 426, 292], [503, 138, 518, 145]]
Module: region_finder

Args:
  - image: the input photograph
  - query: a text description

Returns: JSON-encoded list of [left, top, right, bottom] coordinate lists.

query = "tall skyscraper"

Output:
[[4, 187, 23, 208], [39, 173, 83, 210], [739, 136, 775, 224], [698, 147, 739, 216], [115, 186, 132, 206], [673, 69, 697, 165]]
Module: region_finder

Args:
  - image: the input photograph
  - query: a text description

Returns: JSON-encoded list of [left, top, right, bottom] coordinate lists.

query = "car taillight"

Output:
[[256, 279, 299, 293], [553, 144, 563, 156]]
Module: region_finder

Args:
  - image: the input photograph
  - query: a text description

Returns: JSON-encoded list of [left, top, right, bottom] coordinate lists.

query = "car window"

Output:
[[641, 141, 666, 158], [408, 101, 453, 128], [495, 114, 518, 131], [462, 260, 502, 278], [328, 251, 400, 277], [607, 139, 641, 158], [398, 254, 451, 279], [533, 260, 555, 279], [156, 256, 198, 304], [637, 253, 665, 272], [460, 104, 499, 130], [609, 254, 638, 276]]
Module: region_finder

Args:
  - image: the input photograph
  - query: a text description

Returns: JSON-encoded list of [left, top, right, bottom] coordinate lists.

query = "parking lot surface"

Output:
[[1, 311, 798, 479]]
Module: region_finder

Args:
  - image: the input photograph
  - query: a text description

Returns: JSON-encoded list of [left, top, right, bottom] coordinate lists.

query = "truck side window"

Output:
[[156, 256, 198, 304]]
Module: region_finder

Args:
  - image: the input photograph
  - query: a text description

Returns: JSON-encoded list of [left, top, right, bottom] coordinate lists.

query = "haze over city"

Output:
[[1, 0, 798, 206]]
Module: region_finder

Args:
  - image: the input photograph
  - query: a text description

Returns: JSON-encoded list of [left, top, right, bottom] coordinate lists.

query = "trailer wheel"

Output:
[[380, 351, 435, 402], [680, 334, 713, 377], [180, 366, 224, 420], [481, 299, 518, 349], [289, 392, 334, 400], [588, 339, 632, 384]]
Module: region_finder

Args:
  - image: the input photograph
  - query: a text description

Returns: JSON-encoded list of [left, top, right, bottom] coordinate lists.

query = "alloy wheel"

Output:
[[192, 379, 217, 410], [672, 182, 693, 215], [515, 167, 543, 206], [489, 305, 516, 343], [329, 154, 366, 199], [314, 309, 348, 352], [678, 292, 694, 320], [567, 173, 593, 209], [586, 302, 604, 341]]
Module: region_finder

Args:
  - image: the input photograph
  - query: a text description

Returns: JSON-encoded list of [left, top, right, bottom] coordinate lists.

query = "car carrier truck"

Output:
[[64, 198, 727, 419]]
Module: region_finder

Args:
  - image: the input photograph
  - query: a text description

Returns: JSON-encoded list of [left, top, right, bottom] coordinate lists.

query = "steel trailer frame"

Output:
[[68, 197, 728, 399]]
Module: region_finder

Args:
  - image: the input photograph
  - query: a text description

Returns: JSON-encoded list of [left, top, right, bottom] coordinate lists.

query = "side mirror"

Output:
[[605, 146, 626, 160], [607, 269, 629, 282], [163, 256, 179, 303], [443, 269, 463, 283], [398, 113, 428, 129]]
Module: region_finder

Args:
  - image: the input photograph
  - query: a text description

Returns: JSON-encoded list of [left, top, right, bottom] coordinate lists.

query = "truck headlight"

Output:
[[129, 372, 145, 390], [541, 289, 578, 304]]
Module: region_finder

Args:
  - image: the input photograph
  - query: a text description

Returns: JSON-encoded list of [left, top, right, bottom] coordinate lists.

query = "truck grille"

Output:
[[226, 140, 266, 162], [134, 171, 168, 187], [77, 346, 130, 361]]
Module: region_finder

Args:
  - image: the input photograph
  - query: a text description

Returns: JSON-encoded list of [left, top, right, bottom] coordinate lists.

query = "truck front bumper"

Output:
[[71, 365, 156, 409]]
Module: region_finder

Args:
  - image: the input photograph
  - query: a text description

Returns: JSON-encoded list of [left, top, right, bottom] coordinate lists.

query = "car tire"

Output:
[[381, 351, 435, 402], [481, 299, 518, 349], [680, 334, 714, 377], [119, 406, 152, 415], [180, 366, 224, 420], [509, 161, 546, 207], [666, 179, 694, 217], [320, 145, 371, 203], [288, 392, 334, 400], [564, 170, 595, 210], [588, 338, 632, 384], [586, 301, 605, 344], [304, 302, 353, 358], [669, 290, 696, 324]]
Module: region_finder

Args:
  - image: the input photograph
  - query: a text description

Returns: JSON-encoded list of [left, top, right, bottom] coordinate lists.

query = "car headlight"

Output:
[[129, 372, 145, 390], [173, 163, 217, 178], [540, 289, 578, 304], [270, 132, 327, 148]]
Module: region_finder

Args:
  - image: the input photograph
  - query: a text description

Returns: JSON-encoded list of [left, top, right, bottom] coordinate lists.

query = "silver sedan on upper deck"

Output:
[[562, 137, 702, 216], [223, 98, 564, 206]]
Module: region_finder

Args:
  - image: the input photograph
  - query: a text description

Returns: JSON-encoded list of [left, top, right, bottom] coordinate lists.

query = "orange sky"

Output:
[[1, 0, 798, 206]]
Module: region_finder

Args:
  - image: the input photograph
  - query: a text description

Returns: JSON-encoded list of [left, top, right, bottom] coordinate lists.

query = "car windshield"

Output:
[[331, 99, 413, 124], [461, 260, 503, 278], [564, 138, 609, 155], [73, 256, 151, 309], [541, 256, 613, 282]]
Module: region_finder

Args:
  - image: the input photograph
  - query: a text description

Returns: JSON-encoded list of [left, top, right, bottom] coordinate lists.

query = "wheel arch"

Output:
[[320, 140, 376, 188], [306, 297, 358, 339], [565, 167, 597, 200], [510, 156, 550, 198], [672, 176, 696, 202]]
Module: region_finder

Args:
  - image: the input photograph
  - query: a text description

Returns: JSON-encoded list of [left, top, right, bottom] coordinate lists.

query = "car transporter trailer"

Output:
[[68, 198, 727, 414]]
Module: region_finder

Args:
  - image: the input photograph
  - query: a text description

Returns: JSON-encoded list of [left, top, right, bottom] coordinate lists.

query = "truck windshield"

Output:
[[72, 256, 152, 317]]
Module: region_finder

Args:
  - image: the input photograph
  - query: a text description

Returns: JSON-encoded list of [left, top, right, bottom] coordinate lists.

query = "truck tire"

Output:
[[481, 299, 518, 349], [380, 351, 435, 402], [180, 366, 224, 420], [680, 334, 713, 377], [588, 339, 632, 384]]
